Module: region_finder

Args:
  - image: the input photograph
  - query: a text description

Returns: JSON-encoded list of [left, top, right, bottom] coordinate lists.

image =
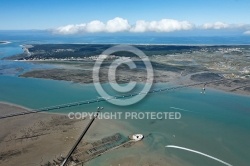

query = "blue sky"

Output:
[[1, 0, 250, 35]]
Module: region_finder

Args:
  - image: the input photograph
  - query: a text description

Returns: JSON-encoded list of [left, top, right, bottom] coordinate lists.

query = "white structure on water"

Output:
[[131, 134, 144, 141]]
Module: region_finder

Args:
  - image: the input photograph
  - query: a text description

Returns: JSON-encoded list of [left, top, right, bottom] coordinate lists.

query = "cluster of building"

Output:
[[18, 54, 131, 61]]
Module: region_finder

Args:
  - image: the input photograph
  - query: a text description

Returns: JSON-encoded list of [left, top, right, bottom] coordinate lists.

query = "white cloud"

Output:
[[54, 17, 130, 34], [243, 30, 250, 35], [129, 20, 148, 33], [55, 24, 86, 35], [54, 17, 193, 34], [85, 20, 105, 33], [106, 17, 130, 32], [53, 17, 250, 35], [201, 22, 229, 30], [130, 19, 193, 32], [201, 22, 250, 34]]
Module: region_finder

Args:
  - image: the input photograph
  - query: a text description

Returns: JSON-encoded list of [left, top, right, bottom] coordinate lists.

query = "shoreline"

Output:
[[0, 101, 32, 111], [1, 82, 249, 165], [0, 77, 249, 121], [0, 102, 88, 166], [0, 102, 141, 166], [15, 42, 250, 46], [18, 74, 250, 96]]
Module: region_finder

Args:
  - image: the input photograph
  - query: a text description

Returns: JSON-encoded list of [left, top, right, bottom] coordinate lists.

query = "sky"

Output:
[[1, 0, 250, 35]]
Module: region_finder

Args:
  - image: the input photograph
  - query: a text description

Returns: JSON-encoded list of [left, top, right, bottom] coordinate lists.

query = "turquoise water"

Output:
[[0, 75, 250, 165], [1, 38, 250, 165], [0, 41, 54, 76], [0, 42, 23, 58], [1, 31, 250, 45]]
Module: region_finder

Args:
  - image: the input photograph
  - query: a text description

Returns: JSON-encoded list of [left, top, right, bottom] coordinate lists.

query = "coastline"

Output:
[[10, 43, 249, 96], [0, 102, 142, 166], [1, 82, 249, 165], [0, 102, 88, 166], [1, 43, 249, 165], [19, 71, 250, 96], [0, 101, 32, 112]]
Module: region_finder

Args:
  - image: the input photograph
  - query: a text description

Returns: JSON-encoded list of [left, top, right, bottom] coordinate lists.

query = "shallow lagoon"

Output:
[[1, 38, 250, 165], [0, 75, 250, 166]]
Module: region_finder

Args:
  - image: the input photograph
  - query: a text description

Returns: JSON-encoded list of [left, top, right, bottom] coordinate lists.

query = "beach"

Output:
[[0, 102, 189, 166], [1, 40, 250, 166], [1, 81, 250, 166], [0, 102, 152, 165], [0, 102, 89, 166]]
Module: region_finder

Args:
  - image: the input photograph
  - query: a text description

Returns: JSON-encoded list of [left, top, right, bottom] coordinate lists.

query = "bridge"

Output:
[[0, 79, 227, 166], [0, 79, 225, 120]]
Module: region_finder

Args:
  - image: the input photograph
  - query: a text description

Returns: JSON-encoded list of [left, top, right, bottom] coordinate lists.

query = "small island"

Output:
[[5, 44, 250, 95]]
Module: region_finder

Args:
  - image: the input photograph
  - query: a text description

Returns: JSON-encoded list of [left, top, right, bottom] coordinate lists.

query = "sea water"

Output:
[[0, 75, 250, 165], [1, 34, 250, 165]]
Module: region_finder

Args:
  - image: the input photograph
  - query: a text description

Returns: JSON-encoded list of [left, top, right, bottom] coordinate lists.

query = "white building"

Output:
[[131, 134, 144, 141]]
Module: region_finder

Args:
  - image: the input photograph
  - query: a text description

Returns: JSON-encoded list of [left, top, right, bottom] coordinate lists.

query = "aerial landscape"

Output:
[[0, 0, 250, 166]]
